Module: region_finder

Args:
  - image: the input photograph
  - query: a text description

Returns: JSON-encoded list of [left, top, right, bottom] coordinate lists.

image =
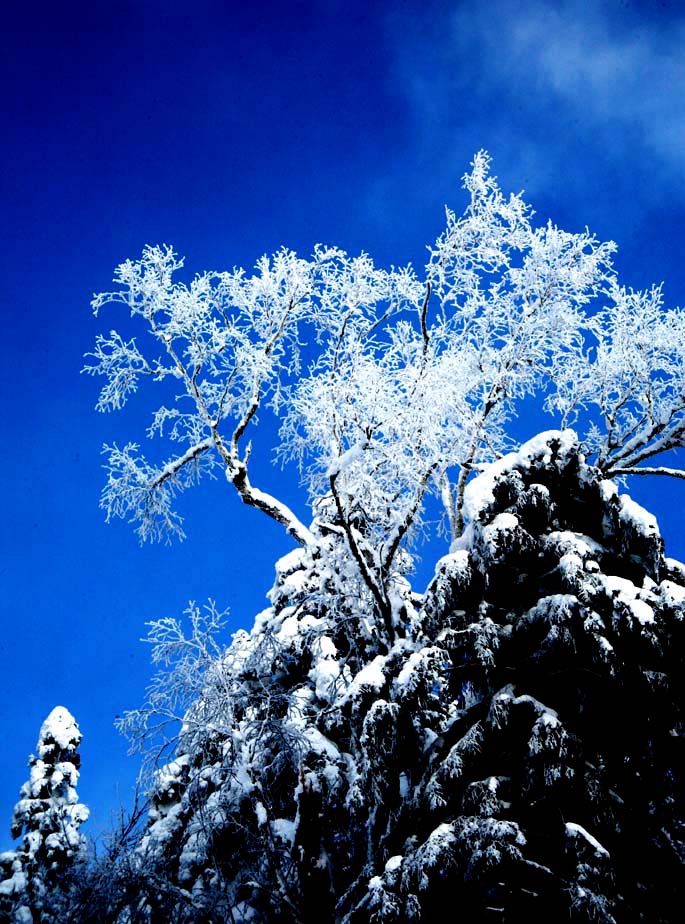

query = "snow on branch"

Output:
[[608, 465, 685, 480], [88, 153, 685, 612], [100, 441, 215, 543], [115, 600, 230, 766]]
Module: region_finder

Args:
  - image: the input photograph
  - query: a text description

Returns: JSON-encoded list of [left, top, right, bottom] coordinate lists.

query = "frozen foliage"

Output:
[[114, 601, 230, 772], [86, 153, 685, 642], [0, 708, 89, 923]]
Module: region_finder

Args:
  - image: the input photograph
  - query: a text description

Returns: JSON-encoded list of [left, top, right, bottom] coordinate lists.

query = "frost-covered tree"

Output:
[[85, 152, 685, 642], [0, 707, 89, 923], [79, 156, 685, 922]]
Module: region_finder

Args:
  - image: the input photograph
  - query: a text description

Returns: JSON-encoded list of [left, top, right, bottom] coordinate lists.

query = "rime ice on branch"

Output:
[[86, 152, 685, 642]]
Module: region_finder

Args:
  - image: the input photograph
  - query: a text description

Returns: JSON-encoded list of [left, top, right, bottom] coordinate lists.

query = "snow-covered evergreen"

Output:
[[0, 707, 89, 923], [95, 432, 683, 923]]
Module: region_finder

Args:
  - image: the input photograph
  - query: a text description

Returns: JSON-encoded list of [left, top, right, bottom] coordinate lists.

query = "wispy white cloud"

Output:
[[384, 0, 685, 209], [484, 0, 685, 167]]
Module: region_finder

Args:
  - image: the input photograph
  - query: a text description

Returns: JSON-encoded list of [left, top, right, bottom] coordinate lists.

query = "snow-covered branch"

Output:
[[225, 453, 315, 548], [606, 465, 685, 480]]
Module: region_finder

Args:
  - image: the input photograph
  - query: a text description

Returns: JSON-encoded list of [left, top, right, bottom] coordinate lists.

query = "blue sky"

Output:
[[2, 0, 685, 845]]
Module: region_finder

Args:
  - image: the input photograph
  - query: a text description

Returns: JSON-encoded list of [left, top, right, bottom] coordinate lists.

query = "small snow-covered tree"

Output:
[[0, 707, 89, 923]]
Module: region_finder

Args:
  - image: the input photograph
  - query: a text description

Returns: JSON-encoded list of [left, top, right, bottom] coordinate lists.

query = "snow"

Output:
[[153, 755, 190, 795], [463, 430, 577, 522], [318, 636, 337, 659], [434, 549, 471, 581], [385, 855, 403, 873], [559, 552, 585, 581], [274, 547, 306, 578], [38, 706, 81, 753], [254, 802, 268, 826], [349, 655, 388, 696], [303, 726, 342, 764], [267, 549, 310, 605], [596, 635, 614, 654], [236, 482, 315, 546], [178, 830, 207, 882], [271, 817, 297, 845], [600, 575, 655, 624], [395, 647, 444, 695], [281, 569, 310, 594], [565, 822, 610, 857], [599, 479, 618, 502], [546, 530, 604, 559], [629, 598, 656, 625], [665, 557, 685, 580], [493, 685, 560, 728], [308, 638, 342, 702], [490, 512, 519, 531], [418, 822, 457, 871], [299, 612, 325, 632], [480, 513, 521, 556], [143, 802, 185, 852], [423, 727, 439, 752], [659, 579, 685, 609], [522, 594, 578, 623], [603, 575, 637, 598], [325, 441, 367, 477], [276, 613, 300, 641], [0, 857, 27, 898], [68, 803, 90, 826], [618, 494, 659, 538], [395, 650, 424, 691]]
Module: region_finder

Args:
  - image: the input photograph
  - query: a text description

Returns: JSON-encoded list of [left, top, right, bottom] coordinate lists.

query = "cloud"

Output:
[[384, 0, 685, 207], [490, 1, 685, 167]]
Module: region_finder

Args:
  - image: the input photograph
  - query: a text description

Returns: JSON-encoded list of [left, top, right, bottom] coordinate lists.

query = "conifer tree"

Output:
[[102, 432, 684, 923], [0, 707, 89, 923]]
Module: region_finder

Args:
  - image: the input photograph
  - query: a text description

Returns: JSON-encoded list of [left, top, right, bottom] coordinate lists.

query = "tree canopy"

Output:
[[85, 153, 685, 643]]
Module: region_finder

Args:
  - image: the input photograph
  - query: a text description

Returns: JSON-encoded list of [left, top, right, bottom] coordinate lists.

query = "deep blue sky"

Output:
[[2, 0, 685, 846]]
